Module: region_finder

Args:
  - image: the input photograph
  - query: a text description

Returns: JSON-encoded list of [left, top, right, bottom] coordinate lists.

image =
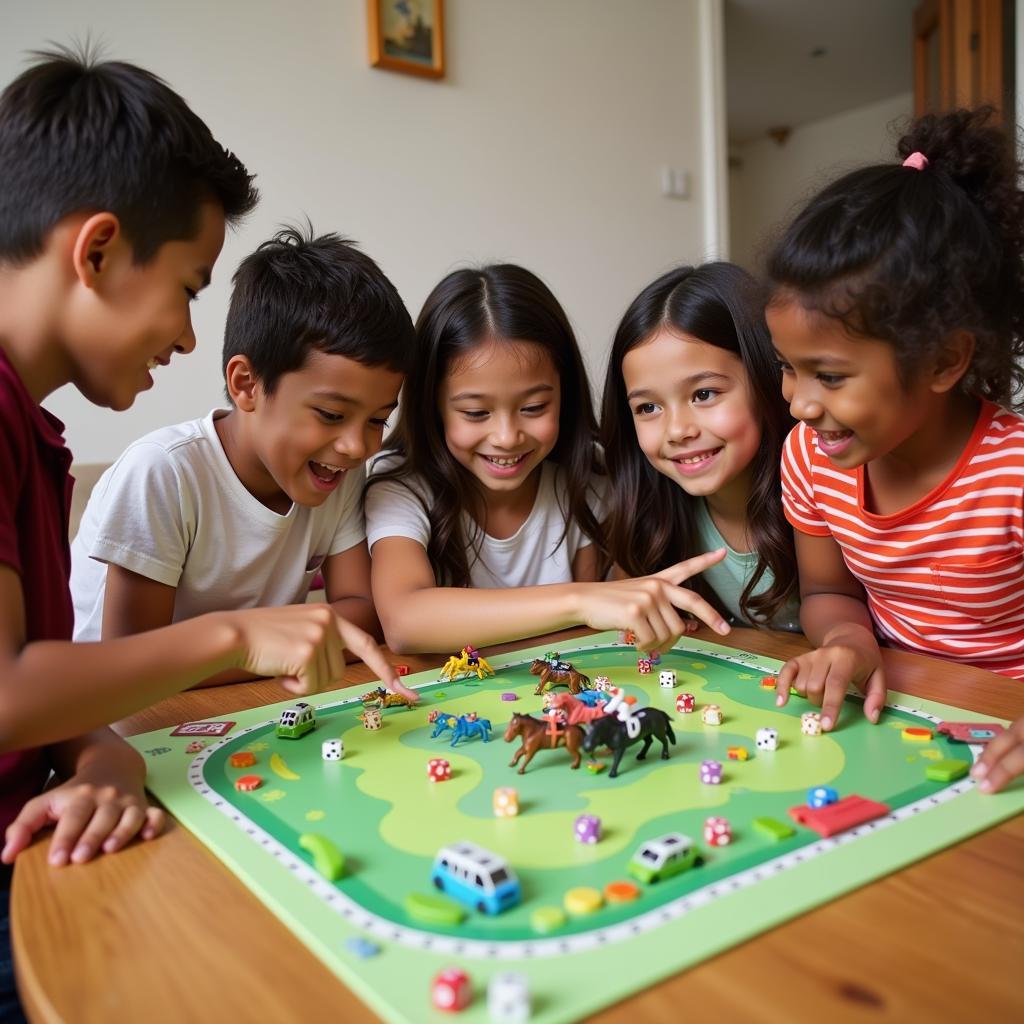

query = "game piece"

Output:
[[404, 892, 466, 926], [703, 816, 732, 847], [585, 760, 606, 774], [235, 774, 263, 792], [435, 691, 446, 698], [170, 719, 235, 737], [493, 787, 519, 817], [756, 727, 778, 751], [344, 936, 381, 959], [530, 906, 566, 933], [574, 814, 601, 844], [760, 675, 777, 690], [699, 759, 723, 785], [427, 709, 441, 723], [649, 650, 662, 665], [753, 817, 795, 841], [702, 704, 723, 726], [676, 692, 695, 713], [361, 706, 382, 731], [548, 691, 608, 725], [925, 759, 970, 782], [504, 712, 585, 773], [443, 714, 492, 747], [604, 880, 641, 903], [185, 740, 206, 754], [936, 721, 1005, 744], [808, 785, 838, 808], [618, 629, 636, 645], [298, 833, 345, 881], [530, 656, 591, 695], [487, 971, 530, 1024], [637, 657, 652, 674], [627, 833, 702, 883], [581, 705, 675, 778], [564, 886, 603, 915], [432, 842, 521, 914], [573, 688, 610, 709], [801, 712, 822, 736], [396, 664, 411, 676], [269, 752, 300, 781], [901, 726, 933, 742], [789, 795, 890, 838], [659, 670, 676, 688], [276, 702, 316, 739], [431, 967, 472, 1012], [428, 758, 452, 782], [593, 674, 611, 691], [441, 645, 495, 683], [321, 739, 344, 761], [500, 692, 518, 701], [727, 745, 749, 761]]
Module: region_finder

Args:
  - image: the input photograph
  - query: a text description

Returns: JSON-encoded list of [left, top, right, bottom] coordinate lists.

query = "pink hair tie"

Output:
[[902, 151, 929, 171]]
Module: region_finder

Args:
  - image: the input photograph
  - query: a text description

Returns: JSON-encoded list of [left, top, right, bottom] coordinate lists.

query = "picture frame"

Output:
[[367, 0, 445, 80]]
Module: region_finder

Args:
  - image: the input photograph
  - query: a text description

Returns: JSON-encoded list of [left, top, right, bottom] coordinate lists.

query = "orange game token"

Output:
[[902, 727, 933, 742], [760, 676, 777, 690], [235, 774, 263, 792], [229, 752, 257, 768], [604, 881, 641, 903]]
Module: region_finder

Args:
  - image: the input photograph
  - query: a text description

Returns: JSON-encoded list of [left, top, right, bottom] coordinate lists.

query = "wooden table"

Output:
[[13, 627, 1024, 1023]]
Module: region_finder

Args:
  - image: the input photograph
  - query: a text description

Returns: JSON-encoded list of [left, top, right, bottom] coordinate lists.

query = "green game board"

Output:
[[129, 635, 1024, 1023]]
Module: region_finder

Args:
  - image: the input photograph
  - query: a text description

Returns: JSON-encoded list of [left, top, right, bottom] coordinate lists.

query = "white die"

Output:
[[659, 670, 676, 689], [321, 738, 344, 761], [756, 727, 778, 751], [702, 704, 723, 726], [487, 971, 530, 1023], [801, 712, 822, 736]]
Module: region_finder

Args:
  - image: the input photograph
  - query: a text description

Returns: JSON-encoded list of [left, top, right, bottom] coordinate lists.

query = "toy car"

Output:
[[276, 702, 316, 739], [627, 832, 703, 884], [431, 841, 521, 914]]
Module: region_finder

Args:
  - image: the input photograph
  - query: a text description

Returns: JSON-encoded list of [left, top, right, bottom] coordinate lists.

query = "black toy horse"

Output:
[[582, 707, 676, 778]]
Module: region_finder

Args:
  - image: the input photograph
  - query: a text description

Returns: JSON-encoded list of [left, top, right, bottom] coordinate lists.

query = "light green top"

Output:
[[695, 500, 801, 632]]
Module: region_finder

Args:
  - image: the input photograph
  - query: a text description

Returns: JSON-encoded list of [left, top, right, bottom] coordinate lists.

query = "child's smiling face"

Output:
[[622, 328, 761, 505], [440, 337, 561, 497]]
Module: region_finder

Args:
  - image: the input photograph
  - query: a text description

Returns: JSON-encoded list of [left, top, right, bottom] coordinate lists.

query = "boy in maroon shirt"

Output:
[[0, 48, 400, 1018]]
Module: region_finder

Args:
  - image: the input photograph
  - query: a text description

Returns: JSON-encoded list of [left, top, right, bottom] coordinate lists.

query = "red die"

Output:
[[676, 692, 696, 713], [703, 816, 732, 847], [396, 664, 411, 676], [637, 658, 652, 674], [432, 967, 472, 1012], [427, 758, 452, 782]]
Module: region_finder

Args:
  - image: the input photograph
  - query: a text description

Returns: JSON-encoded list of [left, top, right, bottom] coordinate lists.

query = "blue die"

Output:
[[808, 786, 838, 809]]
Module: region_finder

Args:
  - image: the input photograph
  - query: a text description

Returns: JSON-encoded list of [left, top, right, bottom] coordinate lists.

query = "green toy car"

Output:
[[276, 702, 316, 740], [627, 832, 703, 884]]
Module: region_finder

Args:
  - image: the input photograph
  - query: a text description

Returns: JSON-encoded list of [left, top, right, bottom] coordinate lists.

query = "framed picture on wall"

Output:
[[368, 0, 445, 79]]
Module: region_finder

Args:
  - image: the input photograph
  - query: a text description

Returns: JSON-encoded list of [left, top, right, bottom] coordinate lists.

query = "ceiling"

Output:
[[725, 0, 918, 143]]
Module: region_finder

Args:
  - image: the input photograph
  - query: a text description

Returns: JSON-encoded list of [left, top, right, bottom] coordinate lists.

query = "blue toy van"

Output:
[[431, 841, 521, 915]]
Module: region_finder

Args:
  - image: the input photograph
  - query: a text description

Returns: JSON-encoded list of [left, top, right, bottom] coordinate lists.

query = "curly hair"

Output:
[[767, 107, 1024, 408]]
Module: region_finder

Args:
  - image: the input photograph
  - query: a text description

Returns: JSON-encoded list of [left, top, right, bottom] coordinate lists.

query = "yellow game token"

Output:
[[564, 886, 604, 916], [902, 727, 933, 742], [604, 881, 641, 904], [530, 906, 566, 933]]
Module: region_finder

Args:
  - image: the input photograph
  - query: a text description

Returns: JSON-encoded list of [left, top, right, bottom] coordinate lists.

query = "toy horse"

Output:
[[503, 712, 584, 773], [450, 715, 492, 746], [548, 692, 608, 726], [582, 707, 675, 778], [529, 658, 591, 696]]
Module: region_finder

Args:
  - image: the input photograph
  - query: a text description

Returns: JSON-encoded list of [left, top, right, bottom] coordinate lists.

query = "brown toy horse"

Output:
[[529, 658, 591, 696], [503, 712, 584, 773]]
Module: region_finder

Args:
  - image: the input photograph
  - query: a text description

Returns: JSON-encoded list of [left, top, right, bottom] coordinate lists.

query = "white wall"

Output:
[[728, 91, 913, 272], [2, 0, 709, 463]]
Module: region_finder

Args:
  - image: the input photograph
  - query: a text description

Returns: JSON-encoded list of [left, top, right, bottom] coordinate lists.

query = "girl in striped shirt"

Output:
[[766, 108, 1024, 792]]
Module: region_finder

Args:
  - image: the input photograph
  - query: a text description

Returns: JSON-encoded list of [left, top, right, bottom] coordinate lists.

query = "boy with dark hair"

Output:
[[0, 49, 396, 1019], [71, 227, 417, 693]]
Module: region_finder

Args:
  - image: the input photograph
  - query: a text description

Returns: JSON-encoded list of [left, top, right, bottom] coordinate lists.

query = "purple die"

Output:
[[700, 759, 723, 785], [574, 814, 602, 845]]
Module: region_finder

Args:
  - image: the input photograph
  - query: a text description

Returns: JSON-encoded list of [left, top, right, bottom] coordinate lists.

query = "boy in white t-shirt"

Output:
[[72, 227, 418, 696]]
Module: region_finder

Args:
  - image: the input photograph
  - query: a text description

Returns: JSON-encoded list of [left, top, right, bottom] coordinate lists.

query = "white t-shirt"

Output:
[[71, 409, 366, 640], [364, 457, 605, 588]]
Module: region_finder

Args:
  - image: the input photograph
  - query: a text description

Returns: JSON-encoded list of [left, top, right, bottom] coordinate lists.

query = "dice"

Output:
[[637, 658, 652, 674], [574, 814, 602, 844], [493, 787, 519, 817], [704, 816, 732, 847], [756, 727, 778, 751], [659, 670, 677, 689], [427, 758, 451, 782], [361, 707, 382, 731], [702, 704, 723, 726], [396, 664, 411, 676], [700, 759, 723, 785], [431, 967, 472, 1012], [593, 674, 611, 691], [801, 711, 822, 736], [321, 738, 344, 761], [185, 740, 206, 754], [487, 971, 530, 1023], [676, 692, 696, 713], [808, 785, 838, 808]]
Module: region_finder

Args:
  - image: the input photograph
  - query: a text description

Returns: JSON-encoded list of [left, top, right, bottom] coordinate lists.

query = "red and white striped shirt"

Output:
[[781, 402, 1024, 680]]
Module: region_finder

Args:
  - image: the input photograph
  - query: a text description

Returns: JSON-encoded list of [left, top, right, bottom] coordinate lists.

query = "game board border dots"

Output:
[[175, 647, 986, 962]]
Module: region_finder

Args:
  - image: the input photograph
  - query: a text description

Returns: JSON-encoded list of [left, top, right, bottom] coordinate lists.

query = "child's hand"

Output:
[[229, 605, 398, 696], [391, 678, 420, 703], [971, 717, 1024, 794], [1, 767, 165, 867], [577, 549, 731, 653], [776, 625, 886, 731]]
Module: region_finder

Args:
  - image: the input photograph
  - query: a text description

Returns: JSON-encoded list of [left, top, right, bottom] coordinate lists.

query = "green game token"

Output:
[[530, 906, 566, 933], [753, 817, 795, 841], [298, 833, 345, 881], [404, 892, 466, 926], [925, 759, 970, 783]]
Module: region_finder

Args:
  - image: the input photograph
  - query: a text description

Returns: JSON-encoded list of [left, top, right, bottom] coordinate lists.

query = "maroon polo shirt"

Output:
[[0, 346, 74, 834]]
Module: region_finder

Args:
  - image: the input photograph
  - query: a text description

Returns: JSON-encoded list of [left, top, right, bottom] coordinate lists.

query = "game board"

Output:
[[129, 634, 1024, 1023]]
